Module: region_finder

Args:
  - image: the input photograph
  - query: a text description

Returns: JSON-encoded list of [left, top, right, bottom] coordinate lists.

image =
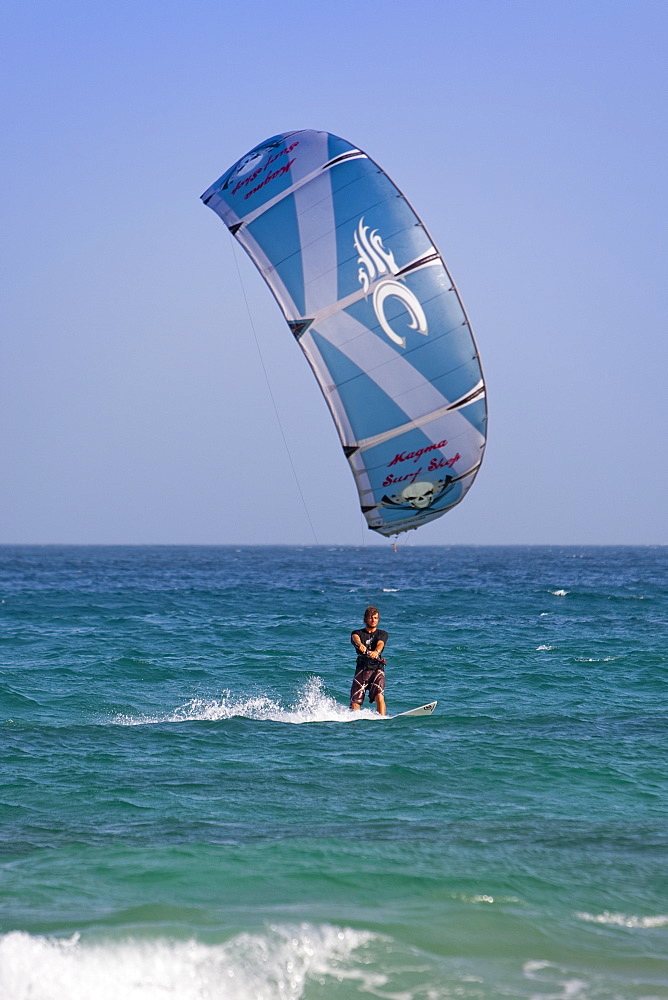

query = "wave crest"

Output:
[[0, 924, 380, 1000], [576, 911, 668, 928]]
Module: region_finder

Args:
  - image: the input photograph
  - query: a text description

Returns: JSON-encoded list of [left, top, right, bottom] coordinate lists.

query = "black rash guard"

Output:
[[351, 627, 388, 668]]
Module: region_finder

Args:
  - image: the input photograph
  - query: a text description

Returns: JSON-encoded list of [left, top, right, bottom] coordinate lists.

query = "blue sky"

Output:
[[1, 0, 666, 545]]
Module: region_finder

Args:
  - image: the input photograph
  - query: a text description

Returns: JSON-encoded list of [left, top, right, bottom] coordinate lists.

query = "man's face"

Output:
[[365, 611, 380, 629]]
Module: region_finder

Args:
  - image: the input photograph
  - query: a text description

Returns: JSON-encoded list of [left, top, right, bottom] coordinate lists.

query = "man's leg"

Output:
[[350, 670, 365, 711]]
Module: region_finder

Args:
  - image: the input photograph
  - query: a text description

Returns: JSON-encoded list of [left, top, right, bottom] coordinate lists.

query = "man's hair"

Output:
[[364, 606, 379, 620]]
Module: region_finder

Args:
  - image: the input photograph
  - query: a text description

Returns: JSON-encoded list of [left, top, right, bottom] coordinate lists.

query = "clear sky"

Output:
[[2, 0, 666, 546]]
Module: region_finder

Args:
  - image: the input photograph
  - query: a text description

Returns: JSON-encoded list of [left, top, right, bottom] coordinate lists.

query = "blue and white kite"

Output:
[[202, 130, 487, 536]]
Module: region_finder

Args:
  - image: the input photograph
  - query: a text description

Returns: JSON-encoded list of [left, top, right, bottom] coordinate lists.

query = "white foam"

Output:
[[536, 645, 553, 651], [459, 893, 520, 905], [0, 924, 380, 1000], [573, 656, 617, 663], [550, 590, 569, 597], [523, 960, 588, 999], [113, 677, 381, 727], [575, 911, 668, 928]]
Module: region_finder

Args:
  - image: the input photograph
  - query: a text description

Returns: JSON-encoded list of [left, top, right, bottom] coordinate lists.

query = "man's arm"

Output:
[[368, 638, 384, 659], [352, 630, 385, 660], [351, 630, 366, 656], [370, 629, 388, 659]]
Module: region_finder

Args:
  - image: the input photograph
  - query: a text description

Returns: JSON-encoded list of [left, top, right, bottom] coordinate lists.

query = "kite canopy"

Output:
[[202, 130, 487, 536]]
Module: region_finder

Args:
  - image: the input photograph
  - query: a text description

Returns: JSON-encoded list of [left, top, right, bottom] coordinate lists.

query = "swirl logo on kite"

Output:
[[354, 218, 428, 348]]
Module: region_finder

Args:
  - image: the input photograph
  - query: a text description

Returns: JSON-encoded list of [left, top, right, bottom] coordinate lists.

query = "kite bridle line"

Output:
[[227, 232, 320, 545]]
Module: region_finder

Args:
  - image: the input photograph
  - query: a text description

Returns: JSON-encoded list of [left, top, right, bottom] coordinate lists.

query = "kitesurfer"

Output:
[[350, 606, 388, 715]]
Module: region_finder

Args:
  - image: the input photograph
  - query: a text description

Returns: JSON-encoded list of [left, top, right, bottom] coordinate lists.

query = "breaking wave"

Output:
[[575, 911, 668, 928], [0, 924, 380, 1000]]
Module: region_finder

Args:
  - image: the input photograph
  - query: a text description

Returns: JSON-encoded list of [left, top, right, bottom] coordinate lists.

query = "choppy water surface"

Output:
[[1, 545, 666, 999]]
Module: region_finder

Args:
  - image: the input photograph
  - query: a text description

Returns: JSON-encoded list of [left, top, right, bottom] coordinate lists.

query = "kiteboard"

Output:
[[392, 700, 437, 719]]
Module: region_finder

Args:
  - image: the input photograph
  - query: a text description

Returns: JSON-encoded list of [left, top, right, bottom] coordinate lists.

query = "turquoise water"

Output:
[[1, 545, 666, 999]]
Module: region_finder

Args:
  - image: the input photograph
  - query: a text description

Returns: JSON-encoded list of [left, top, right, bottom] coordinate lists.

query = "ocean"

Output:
[[1, 544, 666, 999]]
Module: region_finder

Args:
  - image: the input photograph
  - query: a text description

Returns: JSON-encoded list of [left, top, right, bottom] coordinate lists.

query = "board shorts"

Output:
[[350, 667, 385, 706]]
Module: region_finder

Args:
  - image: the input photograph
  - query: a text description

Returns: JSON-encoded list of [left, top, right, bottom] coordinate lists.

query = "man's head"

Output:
[[364, 606, 380, 628]]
